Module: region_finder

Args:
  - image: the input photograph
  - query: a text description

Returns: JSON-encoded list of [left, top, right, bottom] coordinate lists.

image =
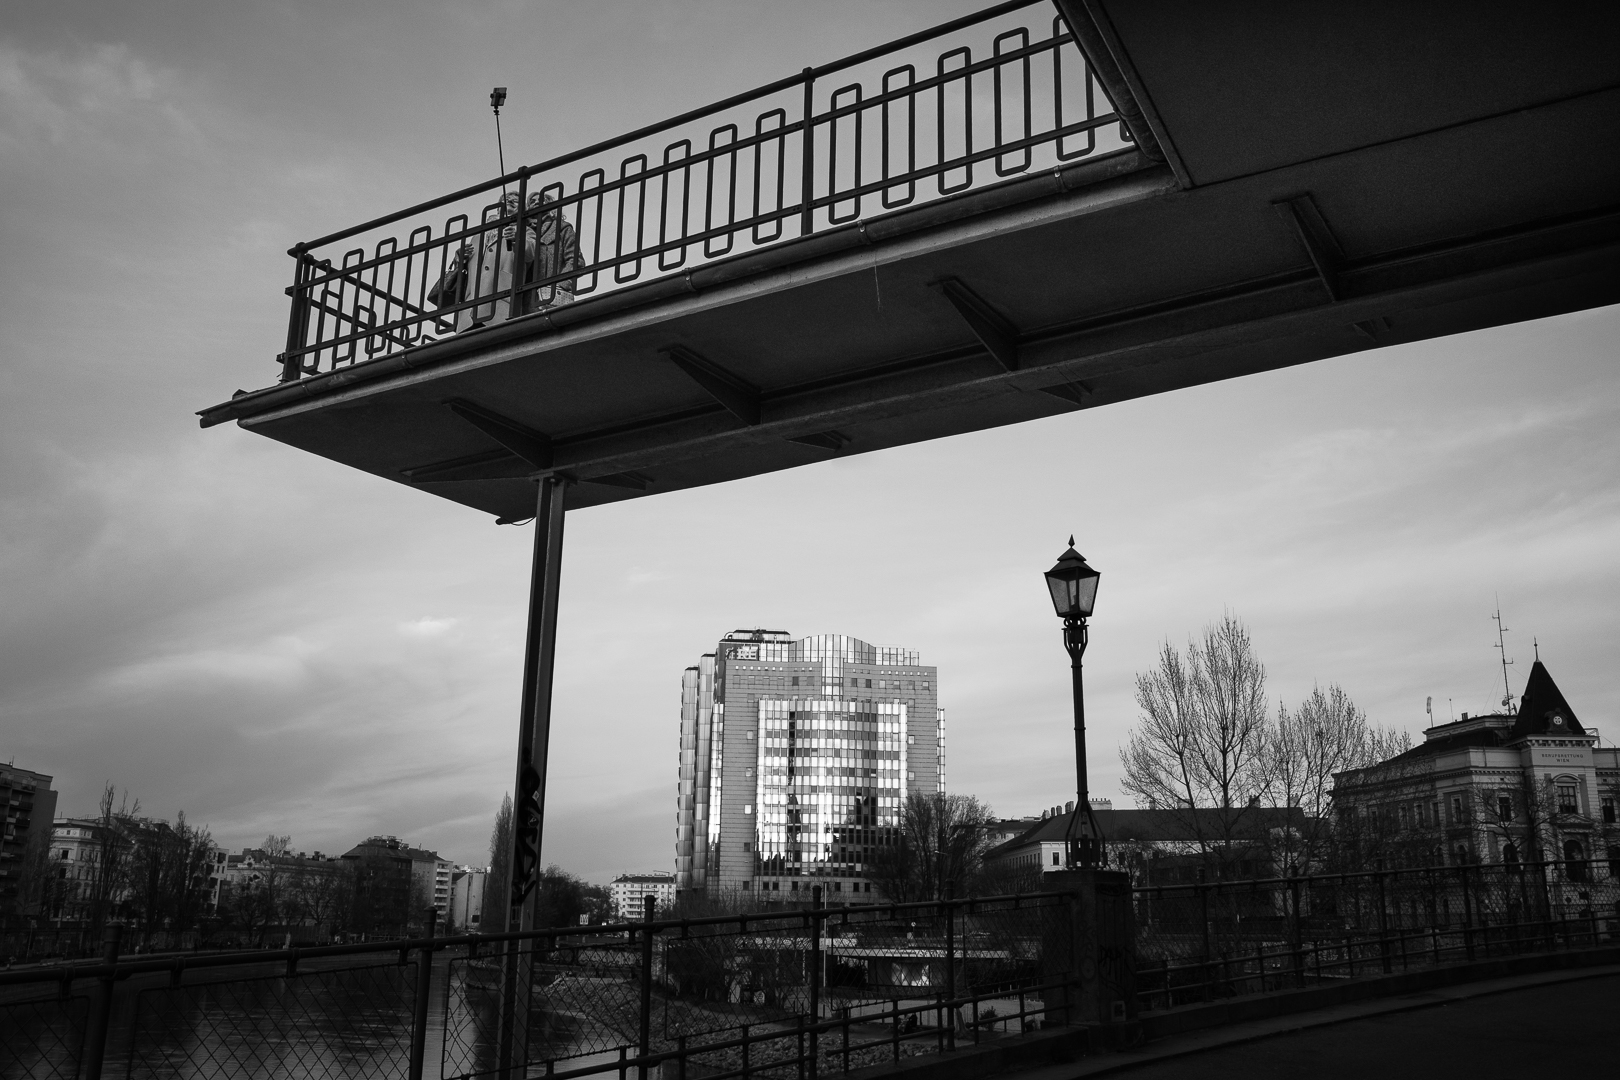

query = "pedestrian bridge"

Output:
[[201, 0, 1620, 520]]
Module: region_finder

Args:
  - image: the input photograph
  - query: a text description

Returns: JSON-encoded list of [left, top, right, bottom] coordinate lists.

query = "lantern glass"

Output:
[[1044, 546, 1100, 618]]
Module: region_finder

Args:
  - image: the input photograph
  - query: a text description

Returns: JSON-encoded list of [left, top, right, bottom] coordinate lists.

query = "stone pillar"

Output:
[[1044, 869, 1138, 1029]]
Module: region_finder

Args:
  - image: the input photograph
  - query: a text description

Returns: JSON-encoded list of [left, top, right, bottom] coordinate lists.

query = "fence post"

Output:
[[809, 885, 822, 1078], [409, 908, 438, 1080], [1198, 871, 1211, 1002], [1459, 864, 1476, 960], [639, 895, 655, 1080], [81, 925, 121, 1080], [281, 248, 310, 382], [1375, 871, 1391, 975], [1289, 872, 1304, 988], [942, 884, 955, 1052]]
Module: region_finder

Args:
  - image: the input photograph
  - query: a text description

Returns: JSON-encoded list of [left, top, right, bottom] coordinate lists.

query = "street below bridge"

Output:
[[1030, 968, 1619, 1080]]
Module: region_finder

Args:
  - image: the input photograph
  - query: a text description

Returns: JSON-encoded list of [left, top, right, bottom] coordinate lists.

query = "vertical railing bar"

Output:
[[506, 169, 531, 321], [638, 896, 654, 1080], [809, 885, 822, 1080], [826, 84, 840, 220], [1020, 25, 1032, 171], [281, 251, 310, 381], [800, 68, 816, 236]]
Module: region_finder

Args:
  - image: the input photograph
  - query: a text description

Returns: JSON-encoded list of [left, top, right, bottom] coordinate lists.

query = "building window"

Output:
[[1563, 839, 1588, 882], [1449, 795, 1463, 823], [1608, 846, 1620, 878], [1497, 796, 1513, 821], [1502, 842, 1519, 866], [1604, 798, 1617, 824], [791, 677, 799, 686], [1556, 783, 1578, 815], [1051, 852, 1059, 866]]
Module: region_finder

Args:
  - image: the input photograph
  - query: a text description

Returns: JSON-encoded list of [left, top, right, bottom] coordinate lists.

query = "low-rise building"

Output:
[[984, 803, 1314, 885], [47, 816, 118, 923], [610, 871, 677, 920]]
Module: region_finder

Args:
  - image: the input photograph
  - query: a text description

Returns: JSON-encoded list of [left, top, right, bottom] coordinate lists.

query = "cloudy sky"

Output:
[[3, 0, 1617, 881]]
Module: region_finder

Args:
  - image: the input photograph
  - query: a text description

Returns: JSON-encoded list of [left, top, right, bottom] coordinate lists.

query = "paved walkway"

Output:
[[1007, 966, 1620, 1080]]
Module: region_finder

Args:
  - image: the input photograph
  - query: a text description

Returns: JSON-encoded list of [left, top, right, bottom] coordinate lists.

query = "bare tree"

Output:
[[1269, 684, 1411, 872], [122, 812, 217, 948], [1121, 615, 1271, 871], [82, 784, 138, 940], [220, 834, 294, 946], [867, 792, 994, 902]]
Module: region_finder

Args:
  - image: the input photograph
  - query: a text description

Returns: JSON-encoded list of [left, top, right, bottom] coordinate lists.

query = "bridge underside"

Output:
[[208, 1, 1620, 518]]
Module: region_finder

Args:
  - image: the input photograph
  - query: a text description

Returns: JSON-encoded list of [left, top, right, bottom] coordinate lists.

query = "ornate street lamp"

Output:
[[1044, 538, 1104, 869]]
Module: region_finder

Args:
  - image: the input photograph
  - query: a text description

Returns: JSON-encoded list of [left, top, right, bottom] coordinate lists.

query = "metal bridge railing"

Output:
[[275, 0, 1129, 382], [1132, 859, 1620, 1011], [3, 867, 1614, 1079]]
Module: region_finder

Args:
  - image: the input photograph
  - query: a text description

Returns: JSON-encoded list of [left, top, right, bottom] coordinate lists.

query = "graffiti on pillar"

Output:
[[511, 763, 542, 908]]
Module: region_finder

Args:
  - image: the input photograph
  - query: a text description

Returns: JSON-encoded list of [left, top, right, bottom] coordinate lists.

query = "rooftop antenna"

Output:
[[490, 87, 509, 194], [1492, 598, 1514, 710], [1425, 696, 1433, 726]]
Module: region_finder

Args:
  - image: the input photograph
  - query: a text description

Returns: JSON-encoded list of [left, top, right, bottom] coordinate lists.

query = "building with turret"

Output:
[[1332, 661, 1618, 886]]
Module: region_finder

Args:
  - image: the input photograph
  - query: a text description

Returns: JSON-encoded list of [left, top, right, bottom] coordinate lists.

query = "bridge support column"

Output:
[[498, 475, 569, 1080], [1045, 869, 1138, 1040]]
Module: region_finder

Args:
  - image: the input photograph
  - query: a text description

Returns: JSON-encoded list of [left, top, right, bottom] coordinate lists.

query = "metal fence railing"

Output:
[[1132, 860, 1620, 1010], [3, 865, 1613, 1079], [273, 0, 1129, 382], [0, 890, 1075, 1080]]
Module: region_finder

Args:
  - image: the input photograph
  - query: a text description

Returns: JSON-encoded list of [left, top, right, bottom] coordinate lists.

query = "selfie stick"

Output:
[[491, 87, 509, 195]]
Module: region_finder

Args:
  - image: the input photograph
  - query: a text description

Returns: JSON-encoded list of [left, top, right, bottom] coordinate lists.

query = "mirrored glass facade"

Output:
[[675, 629, 944, 899]]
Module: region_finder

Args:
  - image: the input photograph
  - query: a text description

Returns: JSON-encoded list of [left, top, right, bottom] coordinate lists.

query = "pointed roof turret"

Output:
[[1511, 660, 1584, 738]]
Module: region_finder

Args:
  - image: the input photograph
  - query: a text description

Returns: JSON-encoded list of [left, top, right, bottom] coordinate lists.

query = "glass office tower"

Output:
[[675, 629, 944, 900]]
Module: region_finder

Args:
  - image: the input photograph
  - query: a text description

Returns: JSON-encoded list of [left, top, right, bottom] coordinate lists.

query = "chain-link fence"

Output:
[[1132, 861, 1619, 1010], [129, 958, 418, 1080], [0, 988, 88, 1080], [438, 892, 1076, 1080], [3, 865, 1612, 1080]]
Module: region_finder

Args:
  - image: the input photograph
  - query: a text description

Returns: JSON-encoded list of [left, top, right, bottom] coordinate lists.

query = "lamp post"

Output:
[[1044, 538, 1103, 870]]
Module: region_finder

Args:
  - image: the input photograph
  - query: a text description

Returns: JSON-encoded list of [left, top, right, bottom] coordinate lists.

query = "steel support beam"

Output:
[[662, 345, 762, 425], [497, 475, 568, 1080], [445, 398, 554, 469], [936, 277, 1021, 371]]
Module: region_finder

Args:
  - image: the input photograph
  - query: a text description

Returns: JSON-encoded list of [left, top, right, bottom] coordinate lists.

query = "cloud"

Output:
[[399, 616, 462, 638], [0, 41, 202, 161]]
